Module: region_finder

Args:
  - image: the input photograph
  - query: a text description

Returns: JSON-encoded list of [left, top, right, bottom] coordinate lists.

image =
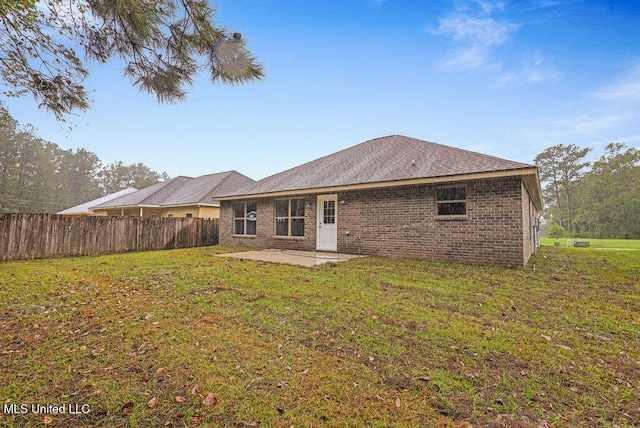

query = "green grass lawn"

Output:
[[1, 246, 638, 427], [540, 237, 640, 249]]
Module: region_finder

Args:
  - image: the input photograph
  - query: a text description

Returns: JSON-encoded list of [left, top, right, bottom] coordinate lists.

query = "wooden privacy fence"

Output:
[[0, 213, 219, 261]]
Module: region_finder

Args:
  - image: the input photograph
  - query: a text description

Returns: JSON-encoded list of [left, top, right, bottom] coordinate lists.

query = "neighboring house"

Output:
[[92, 171, 254, 219], [217, 135, 543, 267], [57, 188, 138, 215]]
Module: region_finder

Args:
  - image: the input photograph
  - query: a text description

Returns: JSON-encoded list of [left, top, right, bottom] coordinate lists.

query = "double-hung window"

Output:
[[436, 187, 466, 216], [234, 202, 257, 235], [275, 198, 305, 237]]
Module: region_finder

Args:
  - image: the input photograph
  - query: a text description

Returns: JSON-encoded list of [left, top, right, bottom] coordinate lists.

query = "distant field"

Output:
[[540, 237, 640, 249]]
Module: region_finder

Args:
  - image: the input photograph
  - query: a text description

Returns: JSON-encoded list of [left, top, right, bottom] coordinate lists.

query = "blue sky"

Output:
[[5, 0, 640, 180]]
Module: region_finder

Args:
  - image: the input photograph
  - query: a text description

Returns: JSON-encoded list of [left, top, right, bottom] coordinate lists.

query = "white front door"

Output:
[[316, 194, 337, 251]]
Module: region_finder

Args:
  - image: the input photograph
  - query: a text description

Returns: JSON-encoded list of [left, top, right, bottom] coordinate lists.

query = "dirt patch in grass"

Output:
[[1, 246, 639, 427]]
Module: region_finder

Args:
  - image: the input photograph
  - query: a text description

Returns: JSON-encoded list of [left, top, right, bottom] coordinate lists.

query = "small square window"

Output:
[[437, 187, 466, 216]]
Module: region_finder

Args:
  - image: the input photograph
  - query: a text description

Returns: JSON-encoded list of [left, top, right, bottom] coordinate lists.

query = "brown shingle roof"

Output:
[[220, 135, 537, 197], [92, 171, 254, 209]]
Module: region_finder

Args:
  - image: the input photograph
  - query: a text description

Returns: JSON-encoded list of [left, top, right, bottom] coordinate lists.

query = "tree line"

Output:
[[535, 143, 640, 239], [0, 103, 168, 213]]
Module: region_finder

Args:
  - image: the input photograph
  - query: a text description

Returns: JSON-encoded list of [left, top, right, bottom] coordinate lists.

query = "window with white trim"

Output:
[[234, 202, 257, 235], [436, 187, 466, 216], [275, 198, 305, 237]]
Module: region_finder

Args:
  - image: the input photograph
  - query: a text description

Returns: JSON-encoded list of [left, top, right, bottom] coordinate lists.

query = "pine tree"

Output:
[[534, 144, 591, 233], [0, 0, 263, 120]]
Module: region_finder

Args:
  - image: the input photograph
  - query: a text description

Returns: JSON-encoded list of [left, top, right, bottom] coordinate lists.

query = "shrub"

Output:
[[548, 223, 566, 239]]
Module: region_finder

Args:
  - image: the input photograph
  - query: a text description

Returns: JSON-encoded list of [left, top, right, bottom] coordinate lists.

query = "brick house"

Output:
[[216, 136, 543, 266]]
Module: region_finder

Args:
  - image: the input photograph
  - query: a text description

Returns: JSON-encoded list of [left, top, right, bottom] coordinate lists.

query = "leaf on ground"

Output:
[[276, 380, 288, 388], [541, 334, 552, 341], [43, 416, 53, 425], [175, 396, 186, 403], [395, 397, 401, 408], [121, 401, 134, 414], [191, 386, 198, 395], [202, 392, 217, 406], [147, 396, 157, 408], [415, 375, 430, 382]]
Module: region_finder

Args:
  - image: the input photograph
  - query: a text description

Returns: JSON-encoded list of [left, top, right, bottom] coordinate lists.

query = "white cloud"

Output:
[[549, 113, 635, 137], [472, 0, 506, 15], [497, 51, 559, 85], [431, 2, 518, 71], [509, 111, 637, 156], [430, 1, 562, 85], [505, 64, 640, 149], [435, 15, 516, 46], [589, 61, 640, 102], [441, 45, 492, 71]]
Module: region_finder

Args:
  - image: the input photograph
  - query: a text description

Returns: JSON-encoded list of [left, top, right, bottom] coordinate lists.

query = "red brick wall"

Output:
[[220, 176, 532, 266]]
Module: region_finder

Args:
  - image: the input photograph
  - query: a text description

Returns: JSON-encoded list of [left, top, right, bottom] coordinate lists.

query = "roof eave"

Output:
[[522, 171, 544, 211], [216, 167, 540, 201], [160, 202, 220, 208], [91, 204, 159, 210]]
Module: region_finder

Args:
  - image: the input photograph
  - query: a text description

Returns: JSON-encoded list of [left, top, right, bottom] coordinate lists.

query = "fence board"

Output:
[[0, 214, 218, 261]]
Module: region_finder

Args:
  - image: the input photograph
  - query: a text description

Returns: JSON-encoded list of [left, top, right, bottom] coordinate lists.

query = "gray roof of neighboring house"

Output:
[[57, 188, 138, 214], [220, 135, 537, 198], [91, 171, 254, 209]]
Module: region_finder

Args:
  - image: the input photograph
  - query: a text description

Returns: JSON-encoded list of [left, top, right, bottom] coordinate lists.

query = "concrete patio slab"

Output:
[[216, 249, 362, 267]]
